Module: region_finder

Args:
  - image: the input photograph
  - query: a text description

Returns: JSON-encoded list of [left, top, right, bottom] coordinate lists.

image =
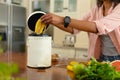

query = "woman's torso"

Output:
[[99, 34, 119, 56]]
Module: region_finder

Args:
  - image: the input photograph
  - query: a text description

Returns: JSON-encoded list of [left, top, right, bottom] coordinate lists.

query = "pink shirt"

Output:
[[74, 4, 120, 60]]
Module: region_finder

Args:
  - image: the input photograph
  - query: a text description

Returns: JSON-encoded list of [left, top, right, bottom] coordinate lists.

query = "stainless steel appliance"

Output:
[[0, 3, 26, 52], [11, 4, 26, 52]]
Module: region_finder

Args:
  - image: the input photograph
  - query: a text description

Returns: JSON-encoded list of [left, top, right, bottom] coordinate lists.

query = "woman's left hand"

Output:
[[41, 13, 64, 26]]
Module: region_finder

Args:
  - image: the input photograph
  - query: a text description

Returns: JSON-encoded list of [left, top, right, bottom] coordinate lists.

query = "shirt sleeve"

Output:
[[94, 5, 120, 35]]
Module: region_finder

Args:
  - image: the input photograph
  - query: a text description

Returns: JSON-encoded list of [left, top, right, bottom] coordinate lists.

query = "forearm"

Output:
[[69, 19, 98, 33], [51, 15, 98, 33], [53, 24, 74, 34], [53, 18, 98, 33]]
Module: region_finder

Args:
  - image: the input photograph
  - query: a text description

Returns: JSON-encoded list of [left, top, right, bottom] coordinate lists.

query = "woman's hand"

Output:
[[41, 13, 73, 33], [41, 13, 64, 26]]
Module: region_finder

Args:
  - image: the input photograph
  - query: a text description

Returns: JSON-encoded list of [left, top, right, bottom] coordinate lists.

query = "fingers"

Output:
[[41, 14, 53, 24]]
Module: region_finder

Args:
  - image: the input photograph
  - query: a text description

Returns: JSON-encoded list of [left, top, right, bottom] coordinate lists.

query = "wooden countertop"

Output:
[[0, 52, 78, 80]]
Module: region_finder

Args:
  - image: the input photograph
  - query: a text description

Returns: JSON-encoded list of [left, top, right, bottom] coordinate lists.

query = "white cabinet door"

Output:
[[51, 0, 78, 18]]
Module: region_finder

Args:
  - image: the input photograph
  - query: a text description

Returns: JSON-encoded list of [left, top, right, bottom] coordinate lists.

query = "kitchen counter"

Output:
[[0, 52, 82, 80], [52, 45, 88, 60], [53, 45, 75, 49]]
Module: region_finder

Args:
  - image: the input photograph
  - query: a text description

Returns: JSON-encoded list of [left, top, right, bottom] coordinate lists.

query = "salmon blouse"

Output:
[[73, 4, 120, 60]]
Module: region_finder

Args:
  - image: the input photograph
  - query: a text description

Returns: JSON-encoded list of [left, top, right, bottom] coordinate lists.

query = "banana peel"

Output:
[[35, 19, 46, 34]]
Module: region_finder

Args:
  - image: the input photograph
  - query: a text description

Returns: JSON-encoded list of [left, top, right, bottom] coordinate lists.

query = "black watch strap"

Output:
[[64, 16, 71, 28]]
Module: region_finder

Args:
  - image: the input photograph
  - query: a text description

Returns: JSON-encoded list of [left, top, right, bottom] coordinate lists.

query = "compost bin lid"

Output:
[[27, 11, 49, 32]]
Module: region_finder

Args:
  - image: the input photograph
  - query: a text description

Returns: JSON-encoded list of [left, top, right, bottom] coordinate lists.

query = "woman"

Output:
[[41, 0, 120, 62]]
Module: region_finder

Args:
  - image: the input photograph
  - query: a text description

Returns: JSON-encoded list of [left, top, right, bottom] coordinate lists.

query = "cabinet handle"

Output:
[[83, 54, 87, 57], [14, 28, 22, 32], [63, 7, 68, 10]]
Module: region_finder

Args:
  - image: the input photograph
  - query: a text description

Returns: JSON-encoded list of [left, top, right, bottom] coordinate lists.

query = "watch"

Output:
[[64, 16, 71, 28]]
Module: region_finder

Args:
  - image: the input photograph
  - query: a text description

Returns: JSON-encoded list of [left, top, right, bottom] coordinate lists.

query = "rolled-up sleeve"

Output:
[[94, 8, 120, 35]]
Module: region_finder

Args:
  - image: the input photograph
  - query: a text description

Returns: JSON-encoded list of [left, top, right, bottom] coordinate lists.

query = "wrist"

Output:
[[52, 16, 64, 26], [61, 16, 64, 25]]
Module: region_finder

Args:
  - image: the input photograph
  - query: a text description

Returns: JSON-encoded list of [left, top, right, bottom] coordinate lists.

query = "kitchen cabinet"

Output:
[[0, 2, 8, 26], [51, 0, 78, 18], [28, 0, 50, 13], [0, 0, 27, 7]]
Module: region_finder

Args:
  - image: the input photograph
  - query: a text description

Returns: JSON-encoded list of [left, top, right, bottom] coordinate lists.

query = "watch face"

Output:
[[65, 16, 71, 23], [64, 16, 71, 28]]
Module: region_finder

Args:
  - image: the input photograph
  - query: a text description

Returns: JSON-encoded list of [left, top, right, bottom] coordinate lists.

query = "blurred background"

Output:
[[0, 0, 96, 60]]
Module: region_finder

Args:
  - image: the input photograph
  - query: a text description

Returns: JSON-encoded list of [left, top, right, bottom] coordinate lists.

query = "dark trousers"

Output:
[[98, 54, 120, 62]]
